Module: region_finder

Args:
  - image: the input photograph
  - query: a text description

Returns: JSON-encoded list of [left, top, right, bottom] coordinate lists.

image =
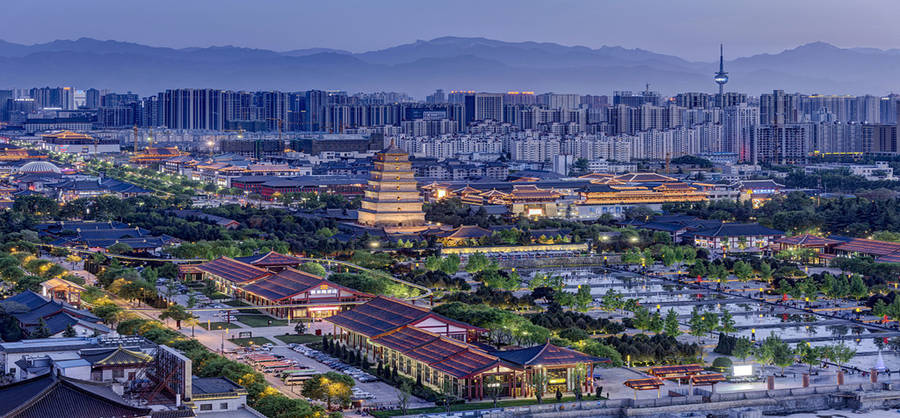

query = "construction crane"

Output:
[[265, 118, 284, 141]]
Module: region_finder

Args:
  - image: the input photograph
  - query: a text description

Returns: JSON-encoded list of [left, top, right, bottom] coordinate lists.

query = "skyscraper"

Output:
[[713, 44, 729, 107]]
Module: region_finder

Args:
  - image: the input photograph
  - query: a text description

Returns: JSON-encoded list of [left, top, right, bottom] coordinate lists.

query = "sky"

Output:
[[3, 0, 900, 61]]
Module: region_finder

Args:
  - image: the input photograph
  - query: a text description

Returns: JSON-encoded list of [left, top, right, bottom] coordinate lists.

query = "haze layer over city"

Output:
[[1, 1, 900, 418]]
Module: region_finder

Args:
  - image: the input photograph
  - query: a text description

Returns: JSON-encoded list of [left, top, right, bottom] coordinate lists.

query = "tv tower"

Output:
[[714, 44, 729, 106]]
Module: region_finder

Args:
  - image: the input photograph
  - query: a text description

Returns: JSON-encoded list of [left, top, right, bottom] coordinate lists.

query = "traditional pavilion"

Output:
[[80, 346, 153, 383], [186, 254, 372, 319], [327, 297, 605, 401], [39, 277, 85, 307], [437, 225, 494, 246], [357, 141, 426, 227], [234, 251, 304, 272], [130, 146, 186, 165], [687, 223, 784, 252]]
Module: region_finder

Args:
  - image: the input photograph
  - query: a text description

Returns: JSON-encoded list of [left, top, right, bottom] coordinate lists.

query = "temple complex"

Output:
[[357, 142, 425, 227]]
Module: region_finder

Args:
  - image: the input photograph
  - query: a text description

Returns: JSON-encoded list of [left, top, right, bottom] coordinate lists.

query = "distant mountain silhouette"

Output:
[[0, 37, 896, 96]]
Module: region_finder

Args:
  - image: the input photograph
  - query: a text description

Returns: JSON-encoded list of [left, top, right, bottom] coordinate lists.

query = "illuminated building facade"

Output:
[[357, 142, 426, 227]]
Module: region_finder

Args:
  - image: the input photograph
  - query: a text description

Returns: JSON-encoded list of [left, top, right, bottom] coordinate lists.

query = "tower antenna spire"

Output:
[[714, 43, 729, 107]]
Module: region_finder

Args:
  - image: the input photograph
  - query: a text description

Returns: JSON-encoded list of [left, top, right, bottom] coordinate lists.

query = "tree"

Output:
[[530, 368, 549, 404], [63, 324, 77, 337], [702, 313, 719, 339], [733, 261, 753, 281], [294, 321, 307, 335], [849, 275, 868, 299], [440, 254, 461, 275], [302, 372, 354, 410], [796, 342, 824, 374], [648, 312, 664, 334], [719, 309, 736, 335], [299, 262, 327, 277], [825, 343, 857, 370], [574, 285, 593, 312], [397, 381, 412, 415], [688, 308, 706, 339], [733, 337, 754, 362], [757, 334, 793, 377], [663, 309, 681, 337], [159, 304, 194, 329], [465, 252, 490, 273], [758, 262, 773, 282], [92, 303, 125, 328], [107, 242, 133, 255]]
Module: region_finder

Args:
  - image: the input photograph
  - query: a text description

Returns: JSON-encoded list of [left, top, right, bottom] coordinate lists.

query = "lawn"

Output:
[[274, 334, 321, 344], [236, 315, 288, 327], [199, 321, 242, 330], [371, 395, 603, 417], [229, 337, 276, 347]]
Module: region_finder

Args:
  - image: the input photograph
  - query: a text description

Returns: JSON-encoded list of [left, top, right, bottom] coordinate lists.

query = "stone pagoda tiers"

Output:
[[357, 141, 426, 227]]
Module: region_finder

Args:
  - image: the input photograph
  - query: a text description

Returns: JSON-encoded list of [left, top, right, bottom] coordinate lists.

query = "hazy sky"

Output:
[[4, 0, 899, 61]]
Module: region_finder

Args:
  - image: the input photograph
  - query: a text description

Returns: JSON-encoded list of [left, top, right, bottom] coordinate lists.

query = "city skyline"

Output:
[[3, 0, 900, 61]]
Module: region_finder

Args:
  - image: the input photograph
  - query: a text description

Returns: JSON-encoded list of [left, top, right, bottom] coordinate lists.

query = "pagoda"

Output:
[[357, 141, 425, 227]]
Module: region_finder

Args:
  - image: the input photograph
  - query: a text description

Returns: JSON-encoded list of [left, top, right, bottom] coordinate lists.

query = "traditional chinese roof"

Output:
[[326, 296, 482, 338], [80, 346, 152, 366], [653, 182, 696, 192], [234, 251, 303, 267], [774, 234, 842, 247], [624, 377, 665, 390], [730, 179, 784, 190], [613, 172, 677, 183], [452, 186, 482, 195], [371, 326, 499, 379], [648, 364, 704, 376], [689, 223, 783, 238], [578, 173, 616, 180], [876, 253, 900, 264], [490, 341, 606, 367], [194, 257, 270, 284], [42, 130, 94, 140], [833, 238, 900, 257], [41, 278, 84, 290], [439, 225, 493, 240], [690, 373, 726, 385], [240, 268, 366, 302], [0, 373, 150, 418]]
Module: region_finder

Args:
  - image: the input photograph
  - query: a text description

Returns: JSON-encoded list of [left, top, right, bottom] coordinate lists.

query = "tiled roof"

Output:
[[241, 268, 355, 301], [234, 251, 302, 267], [876, 253, 900, 264], [80, 346, 152, 366], [2, 291, 50, 310], [441, 225, 493, 240], [195, 257, 270, 284], [326, 296, 431, 338], [613, 173, 677, 183], [648, 364, 704, 376], [490, 342, 606, 367], [0, 373, 150, 418], [834, 238, 900, 257], [774, 234, 842, 247], [371, 327, 499, 379], [689, 223, 783, 238]]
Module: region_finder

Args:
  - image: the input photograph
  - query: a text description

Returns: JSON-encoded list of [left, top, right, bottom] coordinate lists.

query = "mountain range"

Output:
[[1, 36, 898, 97]]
